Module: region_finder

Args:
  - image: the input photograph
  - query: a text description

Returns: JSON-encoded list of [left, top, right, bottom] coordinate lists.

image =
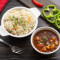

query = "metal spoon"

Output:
[[0, 38, 24, 54]]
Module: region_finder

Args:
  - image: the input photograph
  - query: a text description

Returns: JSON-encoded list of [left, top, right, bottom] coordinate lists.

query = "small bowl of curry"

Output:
[[31, 27, 60, 54]]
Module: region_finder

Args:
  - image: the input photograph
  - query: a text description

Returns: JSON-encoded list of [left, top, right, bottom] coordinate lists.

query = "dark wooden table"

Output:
[[0, 0, 60, 60]]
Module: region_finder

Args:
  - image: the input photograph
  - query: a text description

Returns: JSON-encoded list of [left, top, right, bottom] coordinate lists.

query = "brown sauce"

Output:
[[33, 30, 59, 52]]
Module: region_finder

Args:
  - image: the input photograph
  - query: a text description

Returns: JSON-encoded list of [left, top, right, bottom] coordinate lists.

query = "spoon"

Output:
[[0, 38, 24, 54]]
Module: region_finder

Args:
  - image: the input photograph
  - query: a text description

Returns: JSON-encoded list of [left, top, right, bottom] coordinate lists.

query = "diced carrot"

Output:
[[50, 40, 53, 43], [42, 47, 47, 52], [28, 16, 31, 23], [51, 44, 55, 49], [37, 43, 43, 47], [46, 45, 50, 49], [14, 26, 19, 30], [54, 41, 59, 46], [51, 37, 56, 41], [35, 36, 39, 40]]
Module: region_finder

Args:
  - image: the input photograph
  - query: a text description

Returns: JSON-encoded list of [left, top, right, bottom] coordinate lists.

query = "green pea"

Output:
[[13, 16, 15, 18], [15, 20, 18, 25], [16, 18, 18, 20], [11, 19, 13, 21], [21, 20, 24, 23], [23, 27, 26, 30]]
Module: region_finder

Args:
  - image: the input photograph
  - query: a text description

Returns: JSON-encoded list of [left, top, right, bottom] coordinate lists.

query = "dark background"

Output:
[[0, 0, 60, 60]]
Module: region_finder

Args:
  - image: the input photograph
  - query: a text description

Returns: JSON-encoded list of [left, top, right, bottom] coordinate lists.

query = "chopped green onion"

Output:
[[13, 25, 15, 28], [15, 18, 18, 25], [44, 36, 48, 41], [11, 19, 13, 21], [15, 20, 18, 25], [21, 20, 26, 25], [21, 20, 24, 23], [23, 27, 26, 30], [38, 41, 40, 44], [16, 18, 18, 20], [51, 42, 53, 45], [13, 16, 15, 18], [24, 21, 26, 24], [41, 40, 43, 43], [46, 43, 49, 45]]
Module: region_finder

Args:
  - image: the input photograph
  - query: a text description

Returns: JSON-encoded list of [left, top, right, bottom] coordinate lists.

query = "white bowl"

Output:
[[0, 7, 41, 38], [31, 27, 60, 54]]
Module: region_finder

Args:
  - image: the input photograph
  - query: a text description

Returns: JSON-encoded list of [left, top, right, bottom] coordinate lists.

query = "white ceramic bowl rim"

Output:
[[0, 7, 41, 38], [31, 27, 60, 54]]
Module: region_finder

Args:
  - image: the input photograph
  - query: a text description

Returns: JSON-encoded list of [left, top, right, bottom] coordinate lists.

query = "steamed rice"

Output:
[[4, 8, 36, 36]]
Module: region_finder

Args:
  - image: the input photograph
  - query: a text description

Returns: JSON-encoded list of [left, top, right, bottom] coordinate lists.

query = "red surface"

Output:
[[0, 0, 9, 12]]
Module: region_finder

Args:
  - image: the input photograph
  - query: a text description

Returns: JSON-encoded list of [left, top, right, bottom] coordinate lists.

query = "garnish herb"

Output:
[[51, 42, 53, 45], [15, 20, 18, 25], [16, 18, 18, 20], [21, 20, 24, 23], [24, 21, 26, 24], [38, 41, 40, 44], [15, 18, 18, 25], [44, 36, 48, 41], [13, 16, 15, 18], [13, 25, 16, 28], [21, 20, 26, 25], [46, 43, 49, 45], [11, 19, 13, 21], [41, 40, 43, 43], [11, 16, 18, 25], [11, 16, 15, 21]]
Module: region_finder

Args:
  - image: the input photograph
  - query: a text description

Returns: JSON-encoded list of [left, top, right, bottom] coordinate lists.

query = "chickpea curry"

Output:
[[33, 30, 59, 52]]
